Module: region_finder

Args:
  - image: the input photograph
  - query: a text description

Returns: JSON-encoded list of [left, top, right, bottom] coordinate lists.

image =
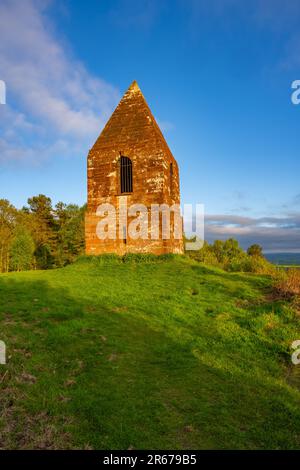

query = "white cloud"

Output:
[[202, 213, 300, 251], [0, 0, 120, 163]]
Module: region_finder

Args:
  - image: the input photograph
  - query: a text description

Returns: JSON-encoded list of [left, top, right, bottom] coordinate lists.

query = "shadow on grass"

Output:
[[0, 275, 299, 450], [191, 263, 270, 290]]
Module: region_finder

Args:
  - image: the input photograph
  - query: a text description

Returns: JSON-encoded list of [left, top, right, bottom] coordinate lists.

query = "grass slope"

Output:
[[0, 255, 300, 450]]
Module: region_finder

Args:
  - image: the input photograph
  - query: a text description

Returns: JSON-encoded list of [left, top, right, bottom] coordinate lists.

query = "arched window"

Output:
[[120, 156, 133, 193]]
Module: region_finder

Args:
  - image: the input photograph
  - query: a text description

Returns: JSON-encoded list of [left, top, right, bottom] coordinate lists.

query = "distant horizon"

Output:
[[264, 251, 300, 266], [264, 250, 300, 254]]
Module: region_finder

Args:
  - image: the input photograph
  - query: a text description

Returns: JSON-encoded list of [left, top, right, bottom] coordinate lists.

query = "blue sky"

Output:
[[0, 0, 300, 251]]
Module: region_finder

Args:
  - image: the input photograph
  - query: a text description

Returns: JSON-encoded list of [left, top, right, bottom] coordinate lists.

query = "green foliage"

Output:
[[187, 238, 274, 274], [188, 241, 220, 265], [0, 258, 299, 449], [241, 254, 276, 275], [0, 195, 86, 272], [34, 243, 54, 270], [273, 268, 300, 298], [54, 202, 85, 266], [74, 253, 184, 267], [74, 254, 123, 267], [0, 199, 17, 272], [10, 229, 35, 271], [247, 244, 263, 257], [122, 253, 172, 263]]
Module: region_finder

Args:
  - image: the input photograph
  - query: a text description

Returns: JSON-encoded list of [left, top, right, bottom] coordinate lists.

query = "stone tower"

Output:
[[85, 81, 184, 255]]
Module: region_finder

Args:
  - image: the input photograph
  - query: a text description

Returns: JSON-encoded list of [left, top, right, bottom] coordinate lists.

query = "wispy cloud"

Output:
[[0, 0, 120, 164], [157, 119, 175, 133], [203, 213, 300, 252]]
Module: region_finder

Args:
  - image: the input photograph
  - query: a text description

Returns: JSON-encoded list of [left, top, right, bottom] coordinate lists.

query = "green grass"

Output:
[[0, 255, 300, 449]]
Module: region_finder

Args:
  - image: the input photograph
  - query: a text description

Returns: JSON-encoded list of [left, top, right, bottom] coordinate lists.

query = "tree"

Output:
[[27, 194, 53, 220], [26, 194, 56, 269], [212, 240, 225, 262], [0, 199, 17, 272], [10, 229, 35, 271], [54, 202, 85, 266], [0, 195, 85, 272], [247, 244, 263, 257], [223, 238, 242, 257]]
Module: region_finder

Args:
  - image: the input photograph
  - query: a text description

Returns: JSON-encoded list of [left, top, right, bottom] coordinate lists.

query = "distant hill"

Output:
[[265, 252, 300, 266], [0, 255, 299, 449]]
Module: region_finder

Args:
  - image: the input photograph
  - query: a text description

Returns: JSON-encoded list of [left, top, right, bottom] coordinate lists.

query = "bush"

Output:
[[240, 255, 276, 274], [273, 268, 300, 298], [186, 238, 275, 274], [122, 253, 158, 263], [188, 241, 221, 266], [74, 253, 184, 266], [247, 244, 263, 257], [74, 254, 122, 266]]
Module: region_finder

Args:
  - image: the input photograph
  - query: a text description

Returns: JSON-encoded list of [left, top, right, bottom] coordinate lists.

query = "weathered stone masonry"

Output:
[[85, 80, 184, 255]]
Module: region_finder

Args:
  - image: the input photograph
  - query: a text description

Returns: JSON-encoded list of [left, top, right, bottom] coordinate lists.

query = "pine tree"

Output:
[[26, 195, 56, 269]]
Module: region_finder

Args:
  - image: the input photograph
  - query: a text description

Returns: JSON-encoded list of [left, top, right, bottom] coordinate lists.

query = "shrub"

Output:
[[240, 255, 276, 274], [122, 253, 158, 263], [74, 253, 184, 266], [186, 238, 275, 274], [224, 254, 248, 272], [247, 244, 263, 257], [273, 268, 300, 298], [74, 254, 122, 266], [188, 241, 221, 266]]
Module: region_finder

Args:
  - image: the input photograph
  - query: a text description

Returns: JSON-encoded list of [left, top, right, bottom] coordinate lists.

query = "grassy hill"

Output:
[[0, 255, 300, 450]]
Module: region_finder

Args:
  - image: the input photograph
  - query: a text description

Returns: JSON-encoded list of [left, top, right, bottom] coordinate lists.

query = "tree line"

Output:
[[1, 195, 269, 275], [0, 195, 85, 272], [187, 238, 272, 273]]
